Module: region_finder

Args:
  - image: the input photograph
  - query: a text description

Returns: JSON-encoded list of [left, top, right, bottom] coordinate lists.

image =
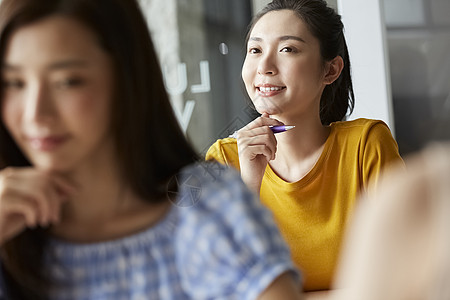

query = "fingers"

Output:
[[0, 167, 76, 243], [239, 114, 284, 133], [234, 115, 283, 192], [236, 115, 281, 162], [1, 180, 49, 228], [238, 126, 278, 161], [1, 195, 40, 228], [240, 144, 276, 162], [2, 169, 70, 226]]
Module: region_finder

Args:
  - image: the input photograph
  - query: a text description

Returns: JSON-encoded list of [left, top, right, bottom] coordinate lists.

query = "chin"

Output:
[[30, 157, 73, 173], [255, 106, 281, 116], [253, 99, 283, 116]]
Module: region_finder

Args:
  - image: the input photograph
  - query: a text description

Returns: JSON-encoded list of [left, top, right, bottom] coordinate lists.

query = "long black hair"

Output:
[[0, 0, 198, 298], [247, 0, 354, 125]]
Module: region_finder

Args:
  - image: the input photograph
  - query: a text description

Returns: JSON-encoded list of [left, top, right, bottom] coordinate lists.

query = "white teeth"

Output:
[[259, 86, 283, 92], [259, 86, 282, 93]]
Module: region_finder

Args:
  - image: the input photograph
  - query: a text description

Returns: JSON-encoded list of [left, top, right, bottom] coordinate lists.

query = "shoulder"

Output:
[[329, 118, 402, 165], [172, 161, 258, 223], [330, 118, 394, 143], [178, 161, 242, 194], [205, 138, 240, 169], [205, 138, 238, 160], [207, 137, 238, 150], [174, 161, 259, 220], [173, 162, 300, 299], [331, 118, 390, 133]]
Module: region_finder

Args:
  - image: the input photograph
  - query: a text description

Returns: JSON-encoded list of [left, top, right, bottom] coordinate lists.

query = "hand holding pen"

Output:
[[229, 125, 295, 139], [234, 113, 294, 193]]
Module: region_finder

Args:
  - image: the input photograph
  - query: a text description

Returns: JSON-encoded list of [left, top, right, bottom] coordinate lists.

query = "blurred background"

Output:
[[139, 0, 255, 156], [0, 0, 439, 156], [383, 0, 450, 155], [0, 0, 446, 156], [140, 0, 450, 157]]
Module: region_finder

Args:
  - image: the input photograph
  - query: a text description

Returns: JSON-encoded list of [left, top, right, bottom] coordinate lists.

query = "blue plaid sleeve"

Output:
[[175, 162, 301, 300]]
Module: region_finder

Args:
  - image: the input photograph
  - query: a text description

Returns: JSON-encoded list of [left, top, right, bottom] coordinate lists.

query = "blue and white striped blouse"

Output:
[[1, 162, 300, 299]]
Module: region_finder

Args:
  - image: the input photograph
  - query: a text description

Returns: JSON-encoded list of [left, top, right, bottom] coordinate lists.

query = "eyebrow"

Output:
[[2, 59, 89, 72], [47, 60, 89, 70], [249, 35, 306, 43], [1, 64, 19, 71]]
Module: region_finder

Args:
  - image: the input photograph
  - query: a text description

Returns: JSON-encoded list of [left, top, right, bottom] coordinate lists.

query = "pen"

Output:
[[229, 125, 295, 139]]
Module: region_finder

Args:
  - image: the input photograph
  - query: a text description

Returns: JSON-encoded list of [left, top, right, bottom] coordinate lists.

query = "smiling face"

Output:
[[1, 15, 116, 172], [242, 9, 328, 119]]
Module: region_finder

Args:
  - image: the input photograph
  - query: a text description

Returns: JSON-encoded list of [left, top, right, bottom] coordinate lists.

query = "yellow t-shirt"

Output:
[[205, 118, 403, 291]]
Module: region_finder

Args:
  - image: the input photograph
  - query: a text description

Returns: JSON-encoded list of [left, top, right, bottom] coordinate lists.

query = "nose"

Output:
[[23, 82, 56, 124], [257, 52, 277, 75]]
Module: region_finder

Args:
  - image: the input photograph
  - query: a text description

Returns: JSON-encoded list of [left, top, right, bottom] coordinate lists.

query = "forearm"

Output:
[[240, 171, 262, 195], [257, 272, 304, 300]]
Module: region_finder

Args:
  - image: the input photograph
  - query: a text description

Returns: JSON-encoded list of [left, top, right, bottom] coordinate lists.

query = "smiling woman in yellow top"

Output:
[[206, 0, 403, 292]]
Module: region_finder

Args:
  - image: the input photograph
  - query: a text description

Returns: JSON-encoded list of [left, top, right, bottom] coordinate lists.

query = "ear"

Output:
[[323, 55, 344, 85]]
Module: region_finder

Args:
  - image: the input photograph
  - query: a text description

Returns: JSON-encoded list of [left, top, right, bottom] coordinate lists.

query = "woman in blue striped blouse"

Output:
[[0, 0, 302, 299]]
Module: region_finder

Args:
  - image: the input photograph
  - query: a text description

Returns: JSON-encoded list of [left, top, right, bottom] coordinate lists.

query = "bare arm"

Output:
[[304, 290, 334, 300], [257, 272, 304, 300]]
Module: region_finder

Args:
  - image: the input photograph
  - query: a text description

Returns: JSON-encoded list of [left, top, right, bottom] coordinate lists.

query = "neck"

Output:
[[50, 146, 142, 233], [269, 113, 330, 182], [60, 160, 130, 224], [276, 114, 329, 158], [49, 143, 170, 243], [50, 159, 168, 243]]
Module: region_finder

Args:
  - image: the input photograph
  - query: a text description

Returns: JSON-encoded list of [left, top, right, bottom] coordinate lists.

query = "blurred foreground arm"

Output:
[[332, 142, 450, 300], [258, 272, 303, 300]]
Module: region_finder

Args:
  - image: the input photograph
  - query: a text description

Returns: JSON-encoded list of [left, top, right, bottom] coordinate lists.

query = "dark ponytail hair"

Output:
[[247, 0, 354, 125]]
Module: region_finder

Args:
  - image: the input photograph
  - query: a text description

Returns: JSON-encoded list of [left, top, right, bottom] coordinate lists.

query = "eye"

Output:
[[248, 48, 261, 54], [280, 47, 295, 53], [56, 77, 84, 89], [2, 78, 25, 90]]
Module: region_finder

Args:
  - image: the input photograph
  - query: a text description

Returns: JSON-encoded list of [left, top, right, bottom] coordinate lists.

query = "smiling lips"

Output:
[[256, 84, 286, 97]]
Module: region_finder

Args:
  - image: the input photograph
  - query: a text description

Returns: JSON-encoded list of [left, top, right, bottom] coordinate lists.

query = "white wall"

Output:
[[251, 0, 269, 14], [338, 0, 394, 131], [252, 0, 337, 14]]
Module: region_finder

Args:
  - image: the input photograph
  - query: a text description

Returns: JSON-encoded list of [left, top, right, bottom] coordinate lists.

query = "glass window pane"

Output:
[[140, 0, 254, 154], [383, 0, 450, 155]]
